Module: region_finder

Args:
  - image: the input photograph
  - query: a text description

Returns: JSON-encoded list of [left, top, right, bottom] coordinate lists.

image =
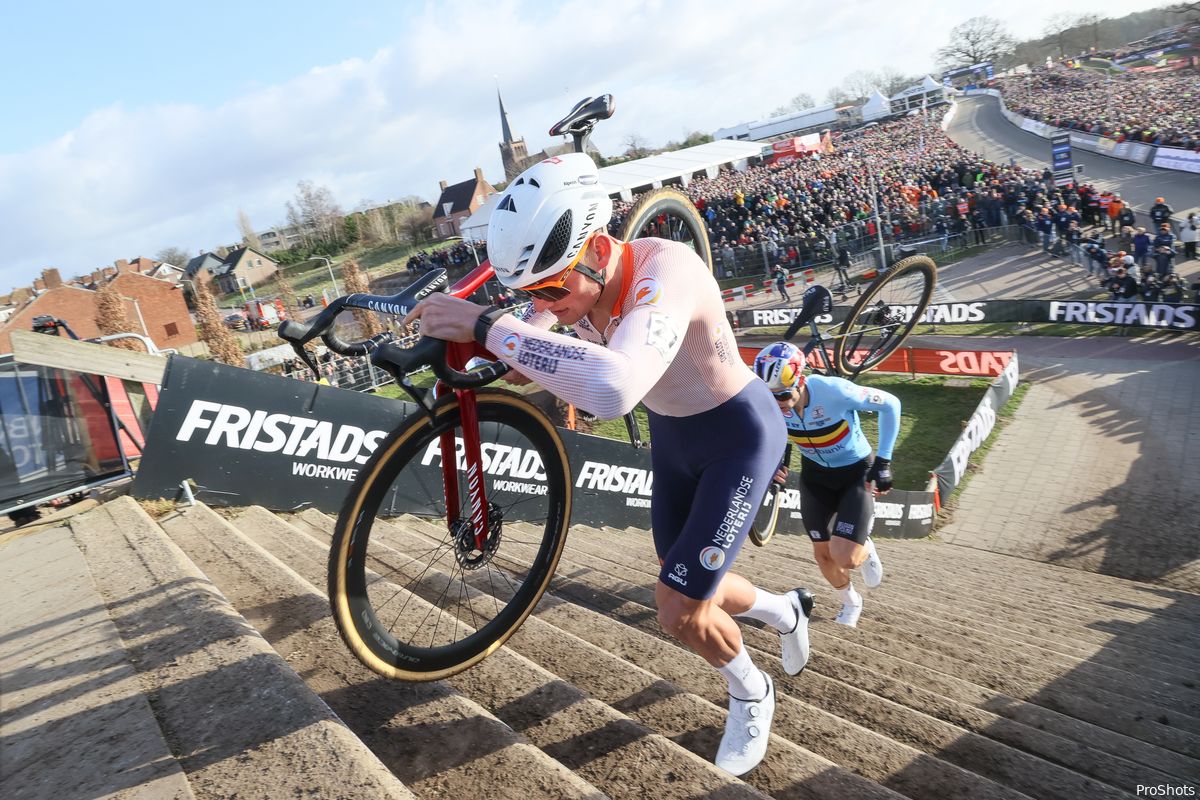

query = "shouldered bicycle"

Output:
[[278, 95, 934, 679]]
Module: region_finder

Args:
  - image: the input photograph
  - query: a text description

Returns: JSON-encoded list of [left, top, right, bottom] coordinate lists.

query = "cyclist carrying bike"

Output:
[[753, 342, 898, 627], [407, 152, 810, 776]]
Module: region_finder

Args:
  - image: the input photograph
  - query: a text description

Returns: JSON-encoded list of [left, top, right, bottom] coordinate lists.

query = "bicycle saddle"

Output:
[[549, 94, 615, 137]]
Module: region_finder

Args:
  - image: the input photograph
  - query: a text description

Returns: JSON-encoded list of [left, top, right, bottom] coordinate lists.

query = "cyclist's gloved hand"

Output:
[[866, 457, 893, 495]]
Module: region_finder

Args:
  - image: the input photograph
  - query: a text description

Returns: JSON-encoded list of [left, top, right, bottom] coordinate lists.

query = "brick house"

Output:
[[432, 168, 496, 238], [0, 271, 197, 354], [211, 247, 278, 294]]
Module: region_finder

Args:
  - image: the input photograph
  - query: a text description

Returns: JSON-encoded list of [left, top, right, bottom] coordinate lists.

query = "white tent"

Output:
[[597, 139, 764, 202], [862, 90, 891, 121], [459, 192, 501, 242]]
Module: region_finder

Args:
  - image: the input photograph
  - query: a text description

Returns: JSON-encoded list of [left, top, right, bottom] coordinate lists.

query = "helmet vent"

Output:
[[533, 209, 573, 273], [497, 195, 517, 212], [529, 178, 540, 188]]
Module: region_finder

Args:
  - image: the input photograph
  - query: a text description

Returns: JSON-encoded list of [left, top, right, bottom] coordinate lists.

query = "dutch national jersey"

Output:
[[784, 375, 900, 468], [484, 238, 753, 420]]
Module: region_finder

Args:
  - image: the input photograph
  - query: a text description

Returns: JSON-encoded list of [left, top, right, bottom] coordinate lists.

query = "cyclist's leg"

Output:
[[827, 462, 874, 571], [651, 384, 784, 666], [799, 471, 844, 587]]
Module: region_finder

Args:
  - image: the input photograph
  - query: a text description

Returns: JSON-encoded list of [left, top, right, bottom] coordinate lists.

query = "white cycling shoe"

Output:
[[715, 672, 775, 776], [781, 588, 814, 676], [860, 538, 884, 589], [834, 596, 864, 628]]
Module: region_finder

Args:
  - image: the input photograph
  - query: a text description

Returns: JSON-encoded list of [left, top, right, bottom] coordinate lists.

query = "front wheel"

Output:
[[834, 254, 937, 378], [328, 390, 572, 681], [619, 187, 714, 274]]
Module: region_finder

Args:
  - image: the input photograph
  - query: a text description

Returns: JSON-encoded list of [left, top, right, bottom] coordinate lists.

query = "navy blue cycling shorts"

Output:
[[647, 380, 786, 600]]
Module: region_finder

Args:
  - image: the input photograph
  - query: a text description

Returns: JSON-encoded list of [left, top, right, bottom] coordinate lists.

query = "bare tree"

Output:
[[237, 209, 263, 251], [285, 180, 345, 247], [192, 280, 244, 366], [94, 283, 144, 351], [397, 204, 434, 245], [935, 16, 1017, 69], [1076, 13, 1104, 52], [825, 85, 852, 105], [273, 270, 301, 323], [622, 133, 650, 159], [341, 259, 384, 337], [875, 67, 919, 96], [789, 92, 815, 111], [839, 70, 882, 102], [155, 246, 191, 269]]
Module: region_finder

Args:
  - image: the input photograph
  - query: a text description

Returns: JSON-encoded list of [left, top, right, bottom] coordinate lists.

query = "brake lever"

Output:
[[290, 342, 322, 380]]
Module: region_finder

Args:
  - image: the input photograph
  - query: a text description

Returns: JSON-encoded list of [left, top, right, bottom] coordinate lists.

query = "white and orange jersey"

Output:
[[484, 238, 753, 419]]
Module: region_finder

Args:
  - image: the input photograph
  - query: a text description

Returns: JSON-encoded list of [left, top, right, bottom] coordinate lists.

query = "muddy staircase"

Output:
[[3, 496, 1197, 799]]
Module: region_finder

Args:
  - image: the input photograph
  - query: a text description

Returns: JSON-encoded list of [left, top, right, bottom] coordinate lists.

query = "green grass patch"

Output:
[[370, 368, 993, 492]]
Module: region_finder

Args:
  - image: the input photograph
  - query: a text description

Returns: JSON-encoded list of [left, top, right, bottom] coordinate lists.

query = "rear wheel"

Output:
[[328, 391, 572, 681], [834, 255, 936, 378], [619, 187, 713, 274], [748, 483, 783, 547]]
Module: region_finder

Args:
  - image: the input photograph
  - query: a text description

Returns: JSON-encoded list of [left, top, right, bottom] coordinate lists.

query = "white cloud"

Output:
[[0, 0, 1167, 288]]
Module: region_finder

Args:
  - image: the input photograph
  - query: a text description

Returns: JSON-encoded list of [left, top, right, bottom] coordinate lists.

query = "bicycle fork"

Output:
[[436, 344, 490, 550]]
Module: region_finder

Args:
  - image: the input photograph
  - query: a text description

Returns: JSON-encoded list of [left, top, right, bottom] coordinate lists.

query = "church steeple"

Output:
[[496, 80, 529, 181], [498, 88, 515, 145]]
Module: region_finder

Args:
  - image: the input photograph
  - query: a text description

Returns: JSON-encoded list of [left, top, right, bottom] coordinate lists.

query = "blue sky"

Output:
[[0, 0, 1170, 290]]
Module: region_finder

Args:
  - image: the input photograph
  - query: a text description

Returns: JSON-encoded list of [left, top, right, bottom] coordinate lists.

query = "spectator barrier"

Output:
[[735, 298, 1199, 332], [932, 351, 1020, 502], [132, 354, 939, 538]]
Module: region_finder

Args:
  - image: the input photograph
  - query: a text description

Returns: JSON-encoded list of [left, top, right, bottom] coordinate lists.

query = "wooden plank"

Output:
[[10, 330, 167, 384]]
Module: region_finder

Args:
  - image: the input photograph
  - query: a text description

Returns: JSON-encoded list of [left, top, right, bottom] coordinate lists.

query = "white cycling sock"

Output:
[[735, 588, 798, 633], [718, 645, 768, 701], [837, 583, 861, 606]]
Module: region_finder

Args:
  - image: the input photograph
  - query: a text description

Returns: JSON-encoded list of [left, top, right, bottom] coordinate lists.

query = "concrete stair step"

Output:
[[243, 506, 773, 800], [569, 524, 1200, 726], [547, 522, 1200, 772], [159, 503, 605, 800], [0, 523, 196, 800], [281, 508, 903, 800], [66, 497, 416, 800]]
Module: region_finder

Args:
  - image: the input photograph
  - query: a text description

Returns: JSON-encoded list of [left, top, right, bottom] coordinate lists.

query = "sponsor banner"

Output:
[[737, 344, 1013, 378], [933, 352, 1020, 501], [737, 299, 1199, 333], [1152, 147, 1200, 174], [1044, 300, 1198, 330], [770, 484, 935, 539], [133, 355, 937, 538], [0, 355, 129, 514]]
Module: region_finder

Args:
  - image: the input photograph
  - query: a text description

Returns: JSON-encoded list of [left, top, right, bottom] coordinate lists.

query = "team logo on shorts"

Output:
[[673, 563, 688, 577], [809, 530, 822, 540], [699, 546, 726, 571], [501, 333, 521, 354], [633, 277, 662, 307], [836, 520, 856, 536]]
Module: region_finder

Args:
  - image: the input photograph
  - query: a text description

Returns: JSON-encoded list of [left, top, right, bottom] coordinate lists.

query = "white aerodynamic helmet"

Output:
[[487, 153, 613, 289]]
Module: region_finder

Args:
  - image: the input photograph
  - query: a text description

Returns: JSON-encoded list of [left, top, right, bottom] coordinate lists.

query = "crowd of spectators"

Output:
[[405, 240, 486, 275], [610, 114, 1058, 278], [994, 68, 1200, 150]]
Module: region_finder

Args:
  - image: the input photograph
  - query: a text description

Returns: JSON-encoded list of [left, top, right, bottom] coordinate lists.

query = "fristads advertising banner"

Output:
[[134, 356, 935, 537], [737, 300, 1199, 334], [933, 352, 1020, 501]]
